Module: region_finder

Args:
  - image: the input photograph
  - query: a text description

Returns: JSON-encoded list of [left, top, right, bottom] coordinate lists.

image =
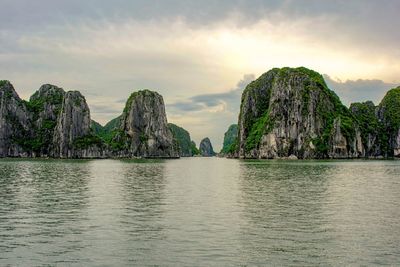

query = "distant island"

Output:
[[1, 67, 399, 159]]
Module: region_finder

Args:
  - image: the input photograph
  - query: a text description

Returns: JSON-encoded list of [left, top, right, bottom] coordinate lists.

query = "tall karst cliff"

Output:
[[0, 82, 106, 158], [350, 86, 400, 158], [0, 82, 178, 158], [111, 90, 179, 158], [0, 81, 32, 157], [236, 67, 364, 159], [51, 90, 105, 158]]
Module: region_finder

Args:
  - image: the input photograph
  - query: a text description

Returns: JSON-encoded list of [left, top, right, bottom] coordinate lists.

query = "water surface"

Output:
[[0, 158, 399, 266]]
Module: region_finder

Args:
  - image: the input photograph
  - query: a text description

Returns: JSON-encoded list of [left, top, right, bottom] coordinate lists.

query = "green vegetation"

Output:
[[74, 97, 82, 107], [168, 123, 194, 156], [221, 124, 238, 154], [73, 134, 104, 149], [349, 88, 400, 157], [240, 67, 358, 156], [3, 90, 13, 100], [123, 89, 157, 113], [239, 71, 274, 151], [312, 87, 356, 157], [15, 119, 58, 153], [245, 112, 274, 151], [26, 92, 64, 114], [91, 116, 123, 145], [108, 129, 128, 150], [139, 133, 148, 143], [104, 115, 122, 132], [379, 86, 400, 156], [91, 120, 105, 135], [190, 141, 200, 155], [380, 87, 400, 131], [0, 81, 14, 99], [0, 80, 9, 87], [350, 101, 379, 149]]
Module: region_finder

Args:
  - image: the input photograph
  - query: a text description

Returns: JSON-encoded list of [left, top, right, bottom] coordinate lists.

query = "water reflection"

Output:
[[0, 158, 399, 266], [322, 161, 400, 266], [0, 159, 91, 265], [0, 160, 30, 252], [120, 161, 167, 264]]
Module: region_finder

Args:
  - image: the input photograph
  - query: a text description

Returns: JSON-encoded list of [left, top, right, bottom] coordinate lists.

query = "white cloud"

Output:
[[1, 2, 399, 150]]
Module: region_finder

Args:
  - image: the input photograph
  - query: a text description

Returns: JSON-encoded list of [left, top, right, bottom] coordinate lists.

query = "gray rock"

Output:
[[113, 90, 179, 158], [237, 67, 364, 159], [350, 87, 400, 158], [199, 137, 215, 157], [52, 91, 97, 158], [0, 81, 32, 157], [29, 84, 65, 156]]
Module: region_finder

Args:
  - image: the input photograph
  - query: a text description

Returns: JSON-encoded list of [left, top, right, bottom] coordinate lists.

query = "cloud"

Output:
[[166, 74, 254, 150], [324, 75, 397, 106], [1, 1, 399, 150], [168, 74, 254, 113]]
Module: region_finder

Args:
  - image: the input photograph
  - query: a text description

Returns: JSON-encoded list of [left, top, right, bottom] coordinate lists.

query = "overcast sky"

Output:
[[1, 0, 399, 150]]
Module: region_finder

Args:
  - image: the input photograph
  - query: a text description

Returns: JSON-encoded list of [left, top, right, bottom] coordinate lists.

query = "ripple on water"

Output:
[[0, 158, 399, 266]]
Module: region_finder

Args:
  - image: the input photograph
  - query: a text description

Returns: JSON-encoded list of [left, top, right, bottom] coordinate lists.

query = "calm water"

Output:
[[0, 158, 399, 266]]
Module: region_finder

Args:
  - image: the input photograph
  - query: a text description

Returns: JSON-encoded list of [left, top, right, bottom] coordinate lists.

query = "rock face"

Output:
[[0, 84, 179, 158], [51, 91, 104, 158], [168, 123, 196, 156], [28, 84, 65, 156], [350, 101, 382, 157], [237, 67, 364, 159], [0, 81, 32, 157], [351, 87, 400, 158], [112, 90, 179, 158], [378, 86, 400, 157], [220, 124, 238, 155], [199, 137, 215, 156], [0, 81, 107, 158]]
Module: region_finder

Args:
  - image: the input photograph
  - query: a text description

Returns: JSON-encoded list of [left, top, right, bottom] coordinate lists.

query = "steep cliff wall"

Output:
[[378, 86, 400, 157], [350, 87, 400, 158], [0, 81, 32, 157], [111, 90, 179, 158], [52, 91, 105, 158], [237, 67, 364, 159]]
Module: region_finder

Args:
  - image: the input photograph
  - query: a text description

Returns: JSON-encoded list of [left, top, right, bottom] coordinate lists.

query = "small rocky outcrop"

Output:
[[199, 137, 215, 157], [168, 123, 196, 156], [220, 124, 238, 155], [112, 90, 179, 158], [237, 67, 364, 159]]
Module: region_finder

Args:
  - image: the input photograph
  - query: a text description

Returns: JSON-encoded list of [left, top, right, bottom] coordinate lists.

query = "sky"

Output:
[[1, 0, 399, 151]]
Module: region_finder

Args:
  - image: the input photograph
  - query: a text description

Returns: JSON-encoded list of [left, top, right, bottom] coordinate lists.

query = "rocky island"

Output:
[[229, 67, 400, 159], [0, 81, 179, 158], [199, 137, 215, 157], [1, 67, 399, 159]]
